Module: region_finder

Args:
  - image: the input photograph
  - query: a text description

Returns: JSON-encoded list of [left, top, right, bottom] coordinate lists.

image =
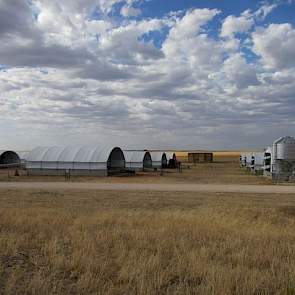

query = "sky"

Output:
[[0, 0, 295, 151]]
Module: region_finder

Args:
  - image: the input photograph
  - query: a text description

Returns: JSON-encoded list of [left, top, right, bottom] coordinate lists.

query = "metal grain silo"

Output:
[[272, 136, 295, 181]]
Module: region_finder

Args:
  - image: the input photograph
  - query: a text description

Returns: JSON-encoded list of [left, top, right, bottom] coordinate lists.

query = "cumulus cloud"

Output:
[[121, 4, 141, 17], [221, 12, 254, 38], [0, 0, 295, 150], [252, 23, 295, 69], [254, 2, 278, 20]]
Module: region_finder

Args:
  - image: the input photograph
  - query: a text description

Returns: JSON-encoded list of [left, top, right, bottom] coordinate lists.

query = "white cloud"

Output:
[[221, 12, 254, 38], [252, 23, 295, 69], [0, 1, 295, 150], [121, 4, 141, 17], [255, 2, 278, 20], [222, 53, 259, 88]]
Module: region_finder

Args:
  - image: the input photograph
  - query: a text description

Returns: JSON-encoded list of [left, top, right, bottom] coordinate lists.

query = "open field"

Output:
[[0, 155, 294, 294], [0, 156, 272, 185], [1, 189, 295, 294]]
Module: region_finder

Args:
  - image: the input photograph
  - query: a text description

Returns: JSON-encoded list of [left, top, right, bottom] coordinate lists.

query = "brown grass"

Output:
[[1, 189, 295, 294]]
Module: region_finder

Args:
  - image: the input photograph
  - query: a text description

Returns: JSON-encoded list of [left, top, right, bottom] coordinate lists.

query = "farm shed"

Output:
[[188, 152, 213, 163], [0, 150, 20, 168], [166, 152, 178, 168], [26, 145, 125, 176], [263, 147, 272, 177], [149, 152, 168, 169], [124, 151, 152, 171], [245, 153, 253, 168], [251, 152, 264, 174], [240, 153, 247, 167]]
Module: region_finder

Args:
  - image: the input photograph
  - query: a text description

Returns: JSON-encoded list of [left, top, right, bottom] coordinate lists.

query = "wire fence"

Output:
[[0, 163, 21, 169]]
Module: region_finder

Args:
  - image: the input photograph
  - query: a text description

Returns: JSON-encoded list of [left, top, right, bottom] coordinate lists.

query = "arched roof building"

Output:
[[149, 152, 167, 169], [26, 145, 125, 176], [124, 151, 152, 171], [0, 150, 20, 168]]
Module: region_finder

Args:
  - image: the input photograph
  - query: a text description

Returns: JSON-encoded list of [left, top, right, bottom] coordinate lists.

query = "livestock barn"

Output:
[[26, 145, 125, 176], [245, 152, 253, 169], [188, 152, 213, 163], [166, 152, 178, 168], [149, 152, 168, 169], [124, 151, 152, 171], [0, 150, 20, 168], [251, 152, 264, 174]]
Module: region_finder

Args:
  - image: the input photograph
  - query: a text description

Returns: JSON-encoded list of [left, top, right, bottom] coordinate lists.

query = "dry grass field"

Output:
[[0, 154, 292, 294], [1, 189, 295, 294]]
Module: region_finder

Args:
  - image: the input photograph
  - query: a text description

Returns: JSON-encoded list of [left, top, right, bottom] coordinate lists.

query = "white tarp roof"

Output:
[[27, 145, 122, 163], [149, 151, 166, 162], [124, 151, 148, 163]]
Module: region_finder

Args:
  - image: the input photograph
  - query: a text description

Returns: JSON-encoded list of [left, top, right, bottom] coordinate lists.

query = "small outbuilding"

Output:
[[240, 153, 247, 167], [149, 152, 168, 169], [124, 151, 152, 171], [251, 152, 264, 174], [263, 147, 272, 177], [188, 152, 213, 163], [26, 145, 125, 176], [245, 152, 253, 168], [0, 150, 20, 168]]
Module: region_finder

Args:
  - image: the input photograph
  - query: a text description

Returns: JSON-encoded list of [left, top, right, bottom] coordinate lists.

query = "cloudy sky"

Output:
[[0, 0, 295, 150]]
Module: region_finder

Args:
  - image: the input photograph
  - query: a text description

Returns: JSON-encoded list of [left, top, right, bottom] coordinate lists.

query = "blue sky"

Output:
[[0, 0, 295, 150], [139, 0, 294, 21]]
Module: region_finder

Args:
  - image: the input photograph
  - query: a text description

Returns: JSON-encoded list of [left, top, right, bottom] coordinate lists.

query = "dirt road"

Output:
[[0, 182, 294, 194]]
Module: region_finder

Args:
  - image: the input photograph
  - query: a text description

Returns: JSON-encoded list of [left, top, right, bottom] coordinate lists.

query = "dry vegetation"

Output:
[[1, 189, 295, 294]]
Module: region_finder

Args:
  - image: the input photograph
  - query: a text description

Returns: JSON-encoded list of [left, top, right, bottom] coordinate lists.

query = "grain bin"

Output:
[[272, 136, 295, 181]]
